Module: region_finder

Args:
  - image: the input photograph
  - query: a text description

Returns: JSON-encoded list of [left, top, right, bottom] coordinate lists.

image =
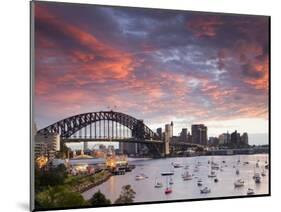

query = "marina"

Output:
[[82, 154, 269, 203]]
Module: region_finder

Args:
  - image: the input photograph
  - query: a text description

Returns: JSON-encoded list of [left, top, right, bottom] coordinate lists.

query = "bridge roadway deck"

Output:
[[62, 137, 163, 144]]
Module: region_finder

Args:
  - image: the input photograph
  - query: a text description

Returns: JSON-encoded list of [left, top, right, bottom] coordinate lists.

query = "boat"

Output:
[[193, 167, 199, 172], [236, 169, 240, 175], [161, 171, 174, 176], [182, 171, 193, 180], [200, 187, 211, 194], [165, 187, 172, 194], [154, 178, 163, 188], [164, 175, 172, 194], [154, 182, 163, 188], [261, 170, 266, 177], [243, 161, 249, 165], [169, 177, 174, 185], [197, 182, 203, 186], [265, 164, 269, 169], [211, 162, 220, 170], [256, 162, 259, 168], [247, 188, 255, 195], [234, 179, 244, 187], [208, 170, 216, 178], [255, 175, 261, 183], [214, 178, 219, 183], [172, 162, 183, 168], [135, 175, 146, 180]]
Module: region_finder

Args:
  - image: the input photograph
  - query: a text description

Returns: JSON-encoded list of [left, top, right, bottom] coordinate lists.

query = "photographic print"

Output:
[[31, 1, 270, 211]]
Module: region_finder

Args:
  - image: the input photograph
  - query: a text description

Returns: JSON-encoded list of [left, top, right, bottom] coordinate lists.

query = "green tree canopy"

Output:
[[114, 185, 136, 204], [90, 190, 111, 206], [35, 186, 87, 209]]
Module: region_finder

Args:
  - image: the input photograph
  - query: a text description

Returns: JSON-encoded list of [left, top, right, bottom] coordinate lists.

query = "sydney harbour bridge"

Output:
[[37, 111, 202, 157]]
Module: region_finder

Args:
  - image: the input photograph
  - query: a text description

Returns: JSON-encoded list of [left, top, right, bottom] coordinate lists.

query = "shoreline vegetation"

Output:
[[35, 165, 128, 210], [65, 170, 112, 193]]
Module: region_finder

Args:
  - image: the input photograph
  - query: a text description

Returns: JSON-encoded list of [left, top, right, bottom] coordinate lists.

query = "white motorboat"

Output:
[[135, 175, 146, 180], [200, 187, 211, 194], [234, 179, 244, 187]]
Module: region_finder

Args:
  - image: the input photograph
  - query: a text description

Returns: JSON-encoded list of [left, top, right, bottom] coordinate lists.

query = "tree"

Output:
[[114, 185, 136, 204], [35, 186, 87, 209], [90, 190, 111, 206], [35, 164, 68, 190]]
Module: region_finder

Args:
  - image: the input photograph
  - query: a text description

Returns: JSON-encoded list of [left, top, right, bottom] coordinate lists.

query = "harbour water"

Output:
[[82, 154, 269, 203]]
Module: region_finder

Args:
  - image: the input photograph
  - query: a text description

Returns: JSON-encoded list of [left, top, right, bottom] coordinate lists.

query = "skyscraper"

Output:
[[231, 130, 241, 146], [157, 127, 162, 140], [180, 128, 188, 142], [241, 132, 249, 145], [191, 124, 208, 146]]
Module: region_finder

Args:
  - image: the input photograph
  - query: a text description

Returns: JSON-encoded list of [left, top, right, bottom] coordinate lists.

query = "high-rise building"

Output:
[[191, 124, 208, 146], [231, 130, 241, 145], [164, 123, 172, 155], [157, 127, 162, 140], [34, 133, 60, 160], [179, 128, 188, 142], [218, 133, 230, 145], [241, 132, 249, 145]]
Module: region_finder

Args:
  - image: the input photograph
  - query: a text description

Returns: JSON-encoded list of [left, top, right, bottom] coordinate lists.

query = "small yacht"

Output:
[[247, 188, 255, 195], [172, 162, 183, 168], [182, 171, 193, 180], [200, 187, 211, 194], [184, 165, 189, 170], [169, 177, 174, 185], [255, 175, 261, 184], [234, 179, 245, 187], [208, 170, 217, 178], [154, 182, 163, 188], [154, 178, 163, 188]]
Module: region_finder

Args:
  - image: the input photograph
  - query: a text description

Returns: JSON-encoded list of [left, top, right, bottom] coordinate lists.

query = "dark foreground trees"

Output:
[[90, 190, 111, 206], [35, 186, 87, 209], [114, 185, 136, 204]]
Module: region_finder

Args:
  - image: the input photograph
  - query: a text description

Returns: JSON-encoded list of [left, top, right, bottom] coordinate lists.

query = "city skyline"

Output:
[[34, 2, 269, 145]]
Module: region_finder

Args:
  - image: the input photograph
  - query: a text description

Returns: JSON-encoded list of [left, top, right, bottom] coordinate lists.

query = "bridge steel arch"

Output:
[[37, 111, 163, 156]]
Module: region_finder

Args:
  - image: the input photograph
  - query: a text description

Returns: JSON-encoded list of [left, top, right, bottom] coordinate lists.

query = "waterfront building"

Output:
[[191, 124, 208, 146], [209, 137, 219, 146], [83, 142, 89, 151], [34, 132, 60, 160]]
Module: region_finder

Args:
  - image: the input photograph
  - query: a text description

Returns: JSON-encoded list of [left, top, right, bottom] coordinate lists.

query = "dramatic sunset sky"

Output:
[[34, 2, 269, 144]]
